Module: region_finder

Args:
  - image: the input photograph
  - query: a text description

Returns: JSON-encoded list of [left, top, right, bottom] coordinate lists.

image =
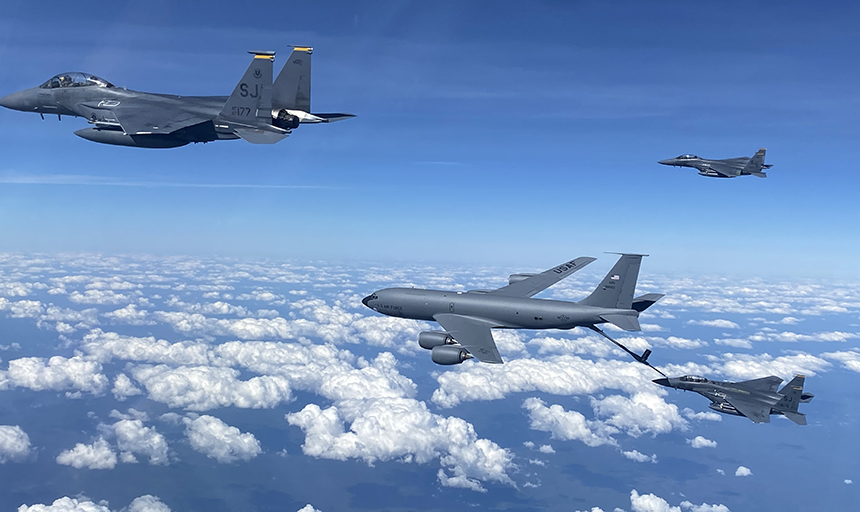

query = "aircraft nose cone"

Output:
[[657, 159, 674, 166], [652, 378, 671, 387], [361, 295, 372, 307], [0, 91, 26, 111]]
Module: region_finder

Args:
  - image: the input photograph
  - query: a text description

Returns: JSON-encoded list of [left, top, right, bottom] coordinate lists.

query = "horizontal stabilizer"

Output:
[[600, 314, 641, 332], [782, 411, 807, 425], [750, 171, 767, 178], [632, 293, 664, 312], [311, 113, 356, 123]]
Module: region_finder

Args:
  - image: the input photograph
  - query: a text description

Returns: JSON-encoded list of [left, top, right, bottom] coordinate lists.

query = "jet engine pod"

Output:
[[73, 128, 189, 148], [508, 273, 536, 285], [431, 345, 472, 365], [272, 109, 300, 130], [418, 331, 453, 350], [708, 402, 741, 416]]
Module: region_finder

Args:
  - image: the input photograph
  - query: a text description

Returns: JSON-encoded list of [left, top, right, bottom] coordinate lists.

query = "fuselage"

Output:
[[658, 156, 750, 178], [362, 287, 637, 330], [1, 82, 237, 147], [654, 375, 806, 418]]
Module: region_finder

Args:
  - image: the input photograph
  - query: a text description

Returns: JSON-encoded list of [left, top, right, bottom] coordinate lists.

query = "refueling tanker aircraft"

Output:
[[362, 254, 665, 373], [658, 148, 772, 178], [0, 48, 353, 148], [653, 374, 813, 424]]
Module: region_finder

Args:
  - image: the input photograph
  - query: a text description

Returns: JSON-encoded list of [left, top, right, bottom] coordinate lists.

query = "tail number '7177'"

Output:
[[231, 106, 252, 117]]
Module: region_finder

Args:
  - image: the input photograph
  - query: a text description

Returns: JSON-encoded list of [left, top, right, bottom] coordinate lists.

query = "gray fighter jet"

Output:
[[658, 149, 772, 178], [653, 374, 813, 424], [0, 48, 353, 148], [362, 254, 665, 371]]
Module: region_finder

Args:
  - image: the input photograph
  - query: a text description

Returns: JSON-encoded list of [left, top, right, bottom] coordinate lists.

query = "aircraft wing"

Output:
[[707, 160, 743, 177], [725, 395, 777, 423], [736, 376, 783, 393], [433, 313, 503, 364], [486, 256, 596, 298], [111, 106, 210, 135]]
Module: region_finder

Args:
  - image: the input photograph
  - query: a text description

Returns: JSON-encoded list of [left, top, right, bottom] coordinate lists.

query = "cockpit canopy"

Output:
[[675, 154, 700, 160], [40, 72, 114, 89], [680, 375, 708, 383]]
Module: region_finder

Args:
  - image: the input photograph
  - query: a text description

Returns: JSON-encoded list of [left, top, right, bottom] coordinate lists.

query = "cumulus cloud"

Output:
[[0, 356, 108, 396], [112, 373, 143, 400], [0, 425, 31, 462], [183, 415, 261, 463], [432, 355, 656, 409], [18, 495, 171, 512], [104, 304, 153, 325], [130, 364, 293, 411], [622, 450, 657, 463], [295, 506, 322, 512], [591, 393, 687, 438], [287, 397, 513, 492], [522, 398, 617, 447], [56, 438, 117, 470], [735, 466, 752, 477], [821, 350, 860, 373], [110, 419, 170, 465], [687, 319, 740, 329], [748, 330, 860, 343], [630, 490, 730, 512], [0, 298, 43, 318], [714, 352, 830, 381], [845, 479, 853, 485], [69, 289, 130, 305], [687, 436, 717, 449], [683, 408, 722, 422], [714, 338, 752, 349], [126, 495, 172, 512]]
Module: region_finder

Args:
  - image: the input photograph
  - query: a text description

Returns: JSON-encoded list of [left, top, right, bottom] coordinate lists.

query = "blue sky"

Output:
[[1, 6, 860, 508], [0, 1, 859, 277]]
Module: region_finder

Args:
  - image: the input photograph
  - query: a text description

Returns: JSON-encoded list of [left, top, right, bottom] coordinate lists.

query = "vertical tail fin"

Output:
[[774, 375, 805, 413], [579, 254, 645, 310], [220, 51, 274, 122], [743, 148, 767, 175], [273, 46, 312, 112]]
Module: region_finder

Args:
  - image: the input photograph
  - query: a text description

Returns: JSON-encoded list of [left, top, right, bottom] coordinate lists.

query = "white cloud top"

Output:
[[0, 425, 31, 463], [18, 495, 171, 512], [56, 438, 117, 470], [687, 436, 717, 449], [183, 415, 261, 463], [0, 356, 108, 396]]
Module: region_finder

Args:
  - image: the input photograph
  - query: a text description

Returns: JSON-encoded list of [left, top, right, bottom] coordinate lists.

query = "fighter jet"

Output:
[[362, 254, 665, 371], [653, 374, 813, 424], [658, 149, 772, 178], [0, 48, 353, 148]]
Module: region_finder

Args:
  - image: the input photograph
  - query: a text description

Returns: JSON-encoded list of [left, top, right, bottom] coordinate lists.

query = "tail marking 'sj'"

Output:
[[743, 148, 770, 177], [220, 51, 275, 123]]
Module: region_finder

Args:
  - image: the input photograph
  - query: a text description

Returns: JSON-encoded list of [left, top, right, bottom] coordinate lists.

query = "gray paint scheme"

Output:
[[362, 254, 665, 369], [0, 48, 354, 148], [653, 374, 813, 424], [658, 148, 772, 178]]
